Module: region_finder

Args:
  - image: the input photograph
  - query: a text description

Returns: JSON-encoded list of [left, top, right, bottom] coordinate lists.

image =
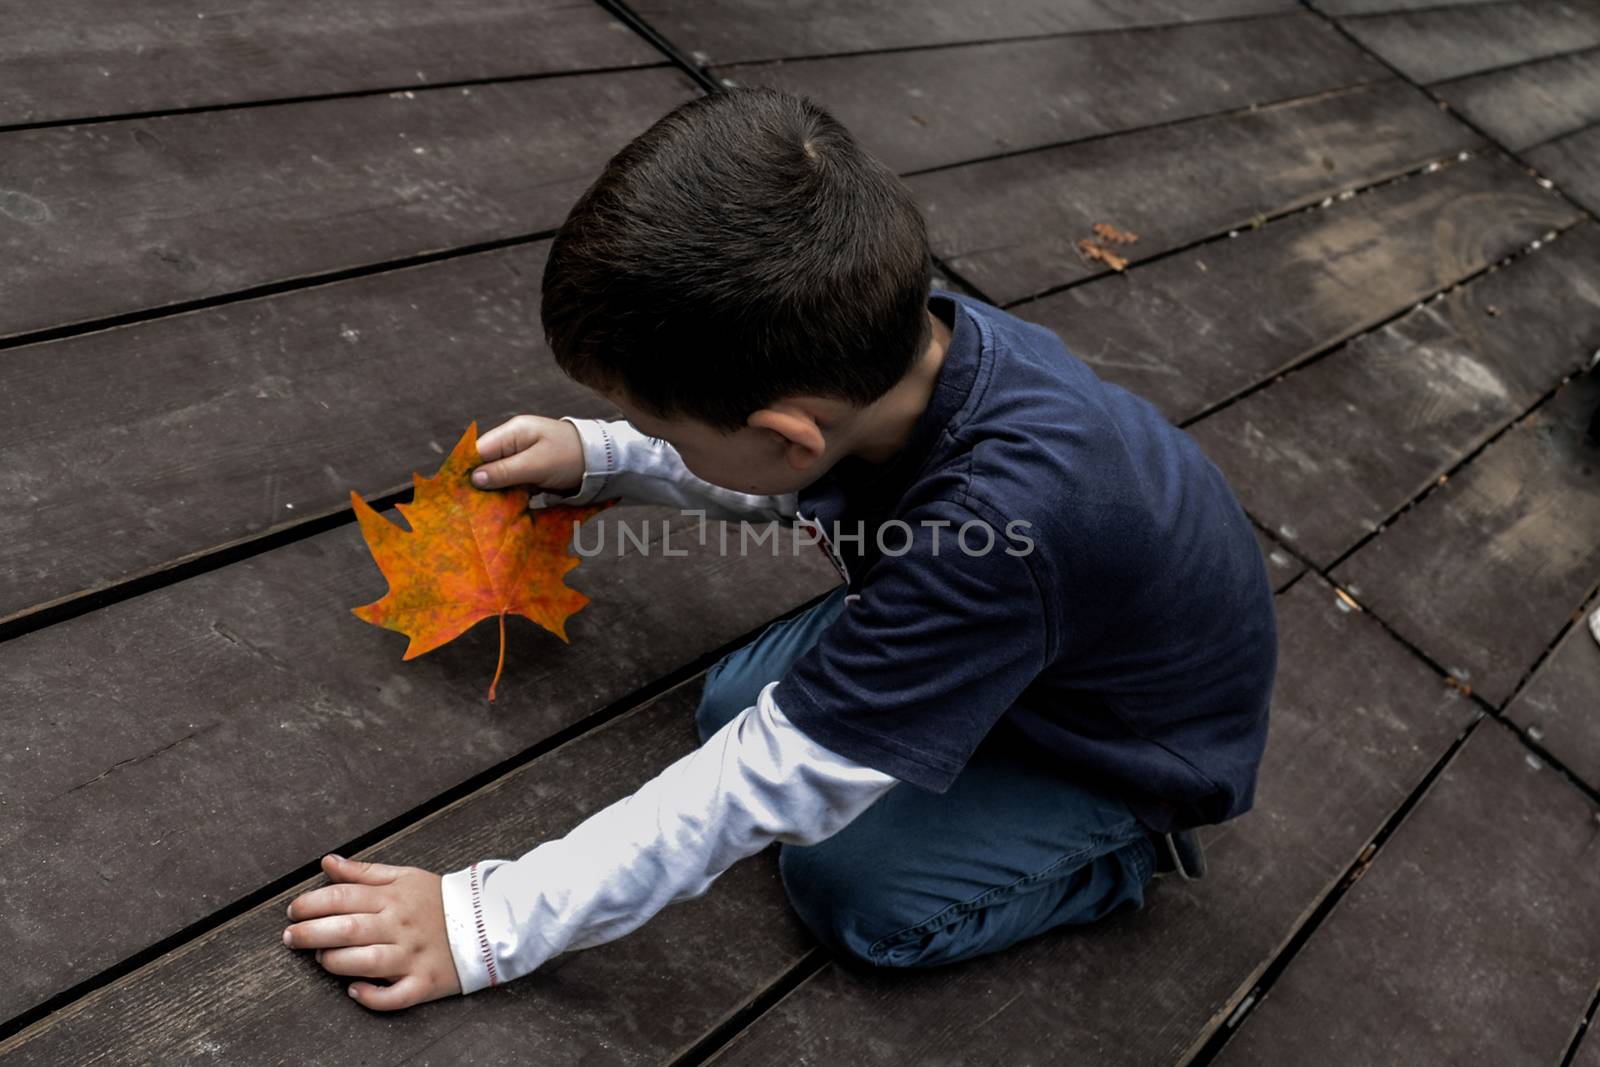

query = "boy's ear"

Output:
[[746, 403, 826, 472]]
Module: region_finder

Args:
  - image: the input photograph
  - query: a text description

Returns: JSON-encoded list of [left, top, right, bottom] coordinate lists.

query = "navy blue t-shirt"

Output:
[[777, 288, 1277, 832]]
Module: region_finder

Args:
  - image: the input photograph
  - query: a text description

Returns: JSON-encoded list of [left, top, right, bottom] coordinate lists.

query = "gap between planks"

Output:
[[0, 61, 674, 138], [1184, 713, 1485, 1064], [1317, 360, 1594, 580], [1561, 982, 1600, 1067], [1428, 40, 1600, 93], [692, 8, 1307, 76], [896, 80, 1394, 181], [1520, 111, 1600, 158]]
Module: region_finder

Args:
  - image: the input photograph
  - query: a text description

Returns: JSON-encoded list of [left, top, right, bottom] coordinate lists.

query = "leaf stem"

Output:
[[489, 611, 507, 702]]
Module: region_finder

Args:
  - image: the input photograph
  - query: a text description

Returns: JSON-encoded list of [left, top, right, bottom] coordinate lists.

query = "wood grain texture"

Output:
[[1213, 723, 1600, 1066], [1435, 46, 1600, 151], [638, 0, 1296, 67], [0, 68, 698, 340], [0, 508, 839, 1022], [909, 79, 1479, 304], [1028, 155, 1568, 423], [0, 687, 818, 1065], [0, 243, 608, 625], [703, 577, 1479, 1067], [1526, 122, 1600, 216], [1333, 372, 1600, 708], [715, 13, 1385, 174], [1505, 594, 1600, 794], [1338, 0, 1600, 84], [0, 0, 661, 126], [1191, 216, 1598, 567]]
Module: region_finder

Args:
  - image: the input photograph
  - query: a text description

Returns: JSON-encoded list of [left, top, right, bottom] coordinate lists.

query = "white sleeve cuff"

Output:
[[526, 417, 617, 508], [440, 860, 510, 995], [527, 417, 798, 523]]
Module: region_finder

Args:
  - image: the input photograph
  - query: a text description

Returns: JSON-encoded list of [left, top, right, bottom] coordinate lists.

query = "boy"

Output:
[[282, 87, 1277, 1011]]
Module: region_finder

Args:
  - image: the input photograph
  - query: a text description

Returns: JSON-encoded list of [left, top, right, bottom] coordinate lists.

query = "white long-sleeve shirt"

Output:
[[439, 418, 897, 994]]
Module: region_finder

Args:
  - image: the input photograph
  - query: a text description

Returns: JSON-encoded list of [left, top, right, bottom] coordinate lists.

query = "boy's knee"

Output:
[[778, 841, 909, 969]]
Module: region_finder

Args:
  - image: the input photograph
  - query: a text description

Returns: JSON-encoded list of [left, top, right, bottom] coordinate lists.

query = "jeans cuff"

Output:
[[1125, 833, 1157, 886]]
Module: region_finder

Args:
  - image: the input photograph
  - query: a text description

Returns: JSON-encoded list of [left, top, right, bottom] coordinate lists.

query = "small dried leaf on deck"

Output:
[[1077, 237, 1128, 272], [1091, 222, 1139, 245]]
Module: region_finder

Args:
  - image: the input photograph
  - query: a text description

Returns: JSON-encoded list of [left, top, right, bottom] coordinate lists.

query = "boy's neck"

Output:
[[847, 309, 953, 465]]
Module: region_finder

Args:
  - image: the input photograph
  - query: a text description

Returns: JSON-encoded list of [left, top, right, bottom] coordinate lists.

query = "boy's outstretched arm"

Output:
[[282, 683, 898, 1009]]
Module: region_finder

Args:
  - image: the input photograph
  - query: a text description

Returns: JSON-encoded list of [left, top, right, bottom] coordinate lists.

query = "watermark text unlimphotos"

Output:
[[568, 510, 1035, 558]]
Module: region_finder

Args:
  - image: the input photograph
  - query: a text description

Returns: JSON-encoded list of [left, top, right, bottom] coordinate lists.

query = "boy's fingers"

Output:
[[348, 976, 427, 1012], [476, 415, 542, 462], [284, 912, 384, 950], [474, 446, 564, 491], [316, 944, 407, 978], [469, 454, 530, 490], [287, 882, 384, 921], [474, 420, 517, 460], [322, 853, 403, 885]]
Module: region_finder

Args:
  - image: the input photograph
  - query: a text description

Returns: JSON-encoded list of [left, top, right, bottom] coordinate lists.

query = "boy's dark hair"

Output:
[[540, 86, 933, 432]]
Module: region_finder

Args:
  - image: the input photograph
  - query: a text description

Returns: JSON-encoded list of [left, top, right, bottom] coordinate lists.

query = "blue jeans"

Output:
[[695, 587, 1157, 969]]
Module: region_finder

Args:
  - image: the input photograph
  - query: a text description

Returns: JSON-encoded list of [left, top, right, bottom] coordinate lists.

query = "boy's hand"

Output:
[[283, 854, 462, 1011], [473, 415, 584, 492]]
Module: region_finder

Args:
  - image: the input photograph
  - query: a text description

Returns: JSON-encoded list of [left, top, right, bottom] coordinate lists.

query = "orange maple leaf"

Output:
[[349, 422, 611, 702]]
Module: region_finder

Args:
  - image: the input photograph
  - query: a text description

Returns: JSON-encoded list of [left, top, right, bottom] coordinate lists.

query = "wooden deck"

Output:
[[3, 2, 1598, 1063]]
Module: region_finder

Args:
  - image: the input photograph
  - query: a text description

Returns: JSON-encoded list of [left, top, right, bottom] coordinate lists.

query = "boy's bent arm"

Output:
[[438, 681, 897, 993], [535, 417, 797, 524]]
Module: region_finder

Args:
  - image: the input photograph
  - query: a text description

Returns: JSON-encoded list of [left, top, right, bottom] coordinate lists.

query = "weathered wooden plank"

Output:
[[703, 577, 1478, 1067], [1339, 1, 1600, 84], [1256, 527, 1306, 592], [640, 0, 1296, 68], [0, 508, 838, 1021], [1213, 723, 1600, 1066], [0, 1, 661, 126], [0, 242, 607, 625], [1526, 122, 1600, 216], [1333, 371, 1600, 708], [1191, 217, 1599, 567], [1435, 47, 1600, 151], [0, 67, 698, 341], [909, 79, 1479, 304], [0, 686, 818, 1065], [715, 13, 1385, 174], [1505, 596, 1600, 794], [1027, 155, 1568, 422]]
